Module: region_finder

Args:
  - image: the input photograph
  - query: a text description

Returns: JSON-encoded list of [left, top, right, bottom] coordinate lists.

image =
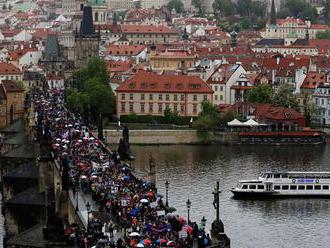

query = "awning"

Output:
[[227, 118, 244, 126]]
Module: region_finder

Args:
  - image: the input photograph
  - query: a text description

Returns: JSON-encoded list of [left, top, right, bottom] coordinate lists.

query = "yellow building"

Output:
[[149, 49, 197, 71]]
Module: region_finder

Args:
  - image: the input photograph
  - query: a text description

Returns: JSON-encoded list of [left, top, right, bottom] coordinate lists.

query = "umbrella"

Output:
[[167, 241, 175, 247], [140, 199, 148, 203], [182, 225, 193, 234], [178, 216, 186, 224], [129, 232, 140, 237], [136, 244, 144, 248], [146, 192, 153, 197], [81, 175, 87, 179], [140, 239, 152, 246], [156, 238, 167, 244], [56, 138, 61, 142], [124, 175, 130, 181]]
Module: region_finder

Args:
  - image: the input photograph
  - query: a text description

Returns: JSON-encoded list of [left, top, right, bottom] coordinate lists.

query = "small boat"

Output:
[[231, 171, 330, 198]]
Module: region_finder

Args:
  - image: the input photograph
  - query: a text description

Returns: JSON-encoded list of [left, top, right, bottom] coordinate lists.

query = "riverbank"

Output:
[[101, 129, 330, 145], [101, 129, 239, 145]]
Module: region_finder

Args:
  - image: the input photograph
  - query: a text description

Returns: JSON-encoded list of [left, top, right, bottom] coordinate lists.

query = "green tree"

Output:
[[272, 84, 299, 110], [67, 58, 115, 140], [316, 30, 330, 39], [193, 100, 220, 130], [212, 0, 235, 18], [236, 0, 252, 17], [284, 0, 317, 21], [191, 0, 205, 16], [240, 18, 252, 30], [247, 84, 273, 104], [323, 0, 330, 22], [167, 0, 184, 13]]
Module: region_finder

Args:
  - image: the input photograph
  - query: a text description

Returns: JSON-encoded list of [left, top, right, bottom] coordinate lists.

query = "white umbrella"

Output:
[[227, 118, 244, 126], [137, 244, 144, 247], [140, 199, 149, 203], [129, 232, 140, 237], [243, 119, 259, 127]]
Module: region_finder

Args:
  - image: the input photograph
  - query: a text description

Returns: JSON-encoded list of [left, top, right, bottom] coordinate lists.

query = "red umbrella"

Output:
[[167, 241, 175, 247], [182, 225, 193, 234], [142, 239, 152, 246]]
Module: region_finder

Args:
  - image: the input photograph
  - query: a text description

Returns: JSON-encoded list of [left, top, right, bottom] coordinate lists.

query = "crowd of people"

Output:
[[33, 89, 212, 248]]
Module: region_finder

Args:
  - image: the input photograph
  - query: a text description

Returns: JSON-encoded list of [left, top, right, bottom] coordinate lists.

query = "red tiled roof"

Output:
[[310, 24, 329, 30], [229, 102, 305, 123], [1, 80, 24, 92], [0, 63, 21, 75], [106, 60, 133, 72], [116, 70, 213, 94], [309, 39, 330, 53], [276, 18, 305, 25], [121, 25, 177, 34], [106, 45, 146, 56], [301, 72, 325, 89], [1, 29, 21, 37], [9, 48, 38, 61]]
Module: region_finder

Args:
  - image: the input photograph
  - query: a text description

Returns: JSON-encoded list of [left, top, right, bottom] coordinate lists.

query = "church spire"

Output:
[[270, 0, 276, 25]]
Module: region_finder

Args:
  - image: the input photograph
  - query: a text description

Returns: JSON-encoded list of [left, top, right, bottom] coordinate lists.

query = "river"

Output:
[[130, 144, 330, 248]]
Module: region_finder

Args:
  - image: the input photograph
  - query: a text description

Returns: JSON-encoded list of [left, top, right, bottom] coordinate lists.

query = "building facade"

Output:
[[313, 84, 330, 126], [115, 71, 213, 117]]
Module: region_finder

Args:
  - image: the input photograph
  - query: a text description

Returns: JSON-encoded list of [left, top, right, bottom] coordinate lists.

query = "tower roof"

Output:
[[270, 0, 276, 25], [80, 6, 96, 37], [43, 34, 60, 61]]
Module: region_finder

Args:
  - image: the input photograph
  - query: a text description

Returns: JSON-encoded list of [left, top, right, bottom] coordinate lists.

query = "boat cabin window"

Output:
[[322, 185, 329, 190], [282, 185, 289, 190], [281, 174, 288, 178], [274, 174, 281, 178], [274, 185, 280, 190], [290, 185, 297, 190], [257, 185, 264, 190], [306, 185, 313, 190], [298, 185, 305, 190], [249, 185, 256, 189], [242, 185, 248, 189], [315, 185, 321, 190]]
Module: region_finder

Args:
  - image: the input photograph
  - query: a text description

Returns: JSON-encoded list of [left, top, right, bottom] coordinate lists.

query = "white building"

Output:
[[313, 84, 330, 126], [108, 0, 134, 10]]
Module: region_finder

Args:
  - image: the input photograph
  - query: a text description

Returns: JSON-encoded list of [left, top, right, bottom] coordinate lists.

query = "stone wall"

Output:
[[101, 129, 240, 145]]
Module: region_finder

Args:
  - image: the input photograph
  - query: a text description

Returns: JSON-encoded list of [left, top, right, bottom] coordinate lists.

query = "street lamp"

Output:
[[165, 180, 169, 207], [86, 201, 91, 231], [186, 198, 191, 223], [201, 216, 207, 230]]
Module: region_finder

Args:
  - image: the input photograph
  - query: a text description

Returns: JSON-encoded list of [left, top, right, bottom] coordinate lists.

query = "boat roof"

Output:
[[239, 180, 262, 183], [262, 171, 330, 175]]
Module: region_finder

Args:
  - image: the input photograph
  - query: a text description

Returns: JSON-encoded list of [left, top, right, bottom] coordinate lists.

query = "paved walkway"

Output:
[[69, 190, 123, 242]]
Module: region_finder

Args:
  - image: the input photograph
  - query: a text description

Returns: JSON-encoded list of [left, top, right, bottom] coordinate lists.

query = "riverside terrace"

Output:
[[32, 89, 230, 248]]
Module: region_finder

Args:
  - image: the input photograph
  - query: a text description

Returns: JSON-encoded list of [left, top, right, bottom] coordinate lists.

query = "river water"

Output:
[[131, 144, 330, 248]]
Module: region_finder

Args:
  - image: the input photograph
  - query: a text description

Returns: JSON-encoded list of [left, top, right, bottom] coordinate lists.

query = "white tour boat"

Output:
[[231, 171, 330, 198]]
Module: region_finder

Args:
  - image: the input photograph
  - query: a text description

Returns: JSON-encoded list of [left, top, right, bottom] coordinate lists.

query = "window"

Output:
[[149, 94, 153, 100], [290, 185, 297, 190], [274, 174, 281, 178], [203, 95, 208, 101], [220, 95, 223, 101], [158, 103, 162, 113], [274, 185, 280, 190], [149, 103, 153, 113], [323, 185, 329, 190], [174, 104, 178, 112], [193, 104, 197, 114], [306, 185, 313, 190], [180, 104, 184, 113], [257, 185, 264, 190], [215, 85, 218, 91], [298, 185, 305, 190], [129, 103, 133, 112], [180, 94, 184, 101], [165, 103, 170, 110], [249, 185, 256, 189], [174, 94, 178, 101], [193, 95, 197, 101], [315, 185, 321, 190], [159, 94, 162, 101], [282, 185, 289, 190], [215, 95, 218, 100], [140, 103, 145, 113], [130, 93, 133, 100], [281, 174, 288, 178], [141, 94, 145, 100], [166, 94, 170, 101], [121, 94, 125, 100], [121, 102, 125, 112], [242, 185, 248, 189], [220, 86, 223, 91]]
